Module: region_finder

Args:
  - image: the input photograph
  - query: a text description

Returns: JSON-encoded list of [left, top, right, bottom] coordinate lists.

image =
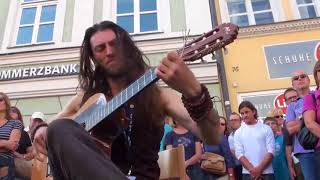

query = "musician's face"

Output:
[[90, 29, 127, 77]]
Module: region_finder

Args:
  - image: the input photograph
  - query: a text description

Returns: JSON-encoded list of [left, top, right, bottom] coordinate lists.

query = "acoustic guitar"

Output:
[[31, 23, 238, 180]]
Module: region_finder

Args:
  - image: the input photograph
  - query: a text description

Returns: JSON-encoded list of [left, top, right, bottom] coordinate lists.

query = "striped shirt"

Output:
[[0, 120, 22, 158]]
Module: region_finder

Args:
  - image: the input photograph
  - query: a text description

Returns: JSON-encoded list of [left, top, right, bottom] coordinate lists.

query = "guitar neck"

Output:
[[79, 68, 158, 131]]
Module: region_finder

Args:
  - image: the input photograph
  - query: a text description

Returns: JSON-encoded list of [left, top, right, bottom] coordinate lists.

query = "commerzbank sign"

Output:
[[0, 63, 79, 81]]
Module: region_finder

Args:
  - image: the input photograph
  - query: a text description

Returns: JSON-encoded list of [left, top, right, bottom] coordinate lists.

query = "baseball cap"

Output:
[[31, 112, 45, 120]]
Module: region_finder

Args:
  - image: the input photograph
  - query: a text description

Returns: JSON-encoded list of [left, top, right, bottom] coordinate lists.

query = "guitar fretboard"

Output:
[[80, 68, 158, 131]]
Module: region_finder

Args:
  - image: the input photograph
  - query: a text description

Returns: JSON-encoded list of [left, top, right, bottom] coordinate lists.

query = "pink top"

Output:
[[303, 90, 320, 149]]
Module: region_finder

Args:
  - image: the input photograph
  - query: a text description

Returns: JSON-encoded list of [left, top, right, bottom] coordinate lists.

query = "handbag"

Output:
[[200, 152, 226, 175], [14, 158, 32, 179], [297, 93, 319, 150]]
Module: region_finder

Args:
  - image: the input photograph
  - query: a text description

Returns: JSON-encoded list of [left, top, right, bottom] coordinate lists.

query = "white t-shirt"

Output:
[[228, 132, 235, 150], [234, 121, 275, 174]]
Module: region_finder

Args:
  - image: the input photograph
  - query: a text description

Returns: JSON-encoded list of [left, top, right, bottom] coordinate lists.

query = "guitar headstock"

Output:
[[178, 23, 239, 62]]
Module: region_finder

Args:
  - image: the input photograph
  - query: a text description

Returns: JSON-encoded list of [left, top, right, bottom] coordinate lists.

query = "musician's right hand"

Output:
[[33, 126, 48, 162]]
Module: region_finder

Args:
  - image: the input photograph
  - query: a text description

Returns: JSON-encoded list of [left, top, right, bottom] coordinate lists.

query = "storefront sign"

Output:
[[264, 40, 320, 79], [273, 94, 287, 113], [0, 63, 79, 81]]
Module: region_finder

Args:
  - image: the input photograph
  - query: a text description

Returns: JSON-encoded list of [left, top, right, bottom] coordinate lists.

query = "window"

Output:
[[295, 0, 319, 19], [116, 0, 158, 33], [222, 0, 276, 27], [16, 0, 57, 45]]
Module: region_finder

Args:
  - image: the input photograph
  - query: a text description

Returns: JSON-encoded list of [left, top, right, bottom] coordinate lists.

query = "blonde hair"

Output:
[[267, 108, 283, 117]]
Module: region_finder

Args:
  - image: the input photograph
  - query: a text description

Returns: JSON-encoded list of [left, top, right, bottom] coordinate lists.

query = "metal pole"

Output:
[[208, 0, 232, 118]]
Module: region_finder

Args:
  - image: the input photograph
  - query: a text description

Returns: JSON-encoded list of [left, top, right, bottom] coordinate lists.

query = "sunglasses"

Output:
[[292, 74, 307, 81], [285, 95, 298, 102], [274, 115, 283, 118]]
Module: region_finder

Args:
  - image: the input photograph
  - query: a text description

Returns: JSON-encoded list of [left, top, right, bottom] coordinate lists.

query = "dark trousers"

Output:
[[0, 156, 14, 180], [234, 165, 242, 180], [314, 149, 320, 178], [242, 174, 275, 180], [46, 119, 127, 180]]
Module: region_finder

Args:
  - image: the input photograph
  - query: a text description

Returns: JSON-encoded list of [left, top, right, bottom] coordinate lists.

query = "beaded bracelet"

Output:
[[31, 123, 48, 142], [181, 84, 213, 122]]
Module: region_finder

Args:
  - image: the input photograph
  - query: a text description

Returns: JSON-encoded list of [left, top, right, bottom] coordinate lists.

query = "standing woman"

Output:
[[0, 92, 22, 179], [303, 60, 320, 178], [202, 116, 235, 180], [165, 119, 203, 180], [10, 106, 33, 179]]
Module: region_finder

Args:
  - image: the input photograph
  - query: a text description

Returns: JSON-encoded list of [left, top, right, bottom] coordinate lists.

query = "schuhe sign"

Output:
[[0, 63, 79, 81], [264, 40, 320, 79]]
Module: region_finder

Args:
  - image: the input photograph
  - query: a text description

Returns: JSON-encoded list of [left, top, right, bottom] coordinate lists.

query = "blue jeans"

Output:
[[186, 164, 204, 180], [295, 152, 317, 180], [0, 156, 14, 180]]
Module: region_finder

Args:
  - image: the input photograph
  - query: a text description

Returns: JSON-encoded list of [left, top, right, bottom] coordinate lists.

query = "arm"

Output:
[[185, 141, 202, 167], [5, 128, 21, 151], [304, 110, 320, 137], [286, 145, 296, 179], [302, 93, 320, 136], [157, 52, 220, 145], [162, 89, 220, 145], [286, 120, 302, 135], [220, 136, 235, 179], [234, 130, 254, 171], [285, 103, 301, 135], [33, 91, 84, 159], [51, 91, 84, 121], [239, 156, 254, 172]]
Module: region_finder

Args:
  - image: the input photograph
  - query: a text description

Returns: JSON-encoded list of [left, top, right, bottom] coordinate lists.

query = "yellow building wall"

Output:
[[223, 29, 320, 112]]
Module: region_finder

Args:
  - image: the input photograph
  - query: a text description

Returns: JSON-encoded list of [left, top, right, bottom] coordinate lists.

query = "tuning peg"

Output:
[[223, 47, 228, 55]]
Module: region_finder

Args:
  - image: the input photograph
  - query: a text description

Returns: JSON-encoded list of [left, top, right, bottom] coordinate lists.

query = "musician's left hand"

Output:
[[156, 51, 201, 98]]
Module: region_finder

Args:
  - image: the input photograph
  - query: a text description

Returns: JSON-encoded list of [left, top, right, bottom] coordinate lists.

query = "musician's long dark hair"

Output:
[[79, 21, 164, 127]]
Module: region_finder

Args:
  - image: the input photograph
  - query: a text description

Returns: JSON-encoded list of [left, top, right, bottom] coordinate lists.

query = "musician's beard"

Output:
[[103, 60, 133, 79]]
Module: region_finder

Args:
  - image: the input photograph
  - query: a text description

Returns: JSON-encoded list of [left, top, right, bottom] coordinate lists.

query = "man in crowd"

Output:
[[286, 70, 316, 180], [228, 112, 242, 180], [235, 101, 275, 180], [283, 88, 304, 180]]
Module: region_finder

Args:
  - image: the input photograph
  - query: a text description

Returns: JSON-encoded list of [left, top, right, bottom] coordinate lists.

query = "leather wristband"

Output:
[[181, 84, 213, 122], [31, 123, 48, 142]]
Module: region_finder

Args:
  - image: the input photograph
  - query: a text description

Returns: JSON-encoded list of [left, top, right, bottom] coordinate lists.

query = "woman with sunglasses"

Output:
[[202, 116, 235, 180], [10, 106, 33, 179], [302, 61, 320, 178], [0, 92, 22, 179], [268, 108, 285, 134]]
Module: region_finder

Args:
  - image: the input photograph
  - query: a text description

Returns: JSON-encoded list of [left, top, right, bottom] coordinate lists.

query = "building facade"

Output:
[[214, 0, 320, 118], [0, 0, 224, 126]]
